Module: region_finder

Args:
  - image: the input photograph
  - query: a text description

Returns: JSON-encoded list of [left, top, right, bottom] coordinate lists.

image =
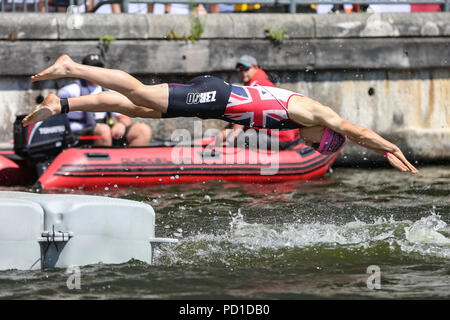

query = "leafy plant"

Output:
[[264, 28, 288, 45], [187, 15, 204, 43], [97, 35, 116, 60], [166, 29, 183, 40], [98, 35, 116, 49], [166, 15, 204, 43]]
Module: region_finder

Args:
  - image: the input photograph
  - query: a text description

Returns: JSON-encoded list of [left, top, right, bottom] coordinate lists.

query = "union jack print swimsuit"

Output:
[[164, 75, 304, 130]]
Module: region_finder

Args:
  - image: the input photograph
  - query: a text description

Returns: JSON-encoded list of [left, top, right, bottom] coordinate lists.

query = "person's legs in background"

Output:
[[93, 123, 113, 146], [93, 122, 152, 147], [126, 122, 152, 146]]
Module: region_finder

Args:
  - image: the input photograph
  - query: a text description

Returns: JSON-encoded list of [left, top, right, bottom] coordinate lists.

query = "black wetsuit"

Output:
[[164, 75, 304, 130]]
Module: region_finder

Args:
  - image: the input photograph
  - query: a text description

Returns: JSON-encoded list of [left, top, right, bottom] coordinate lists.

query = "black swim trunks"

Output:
[[164, 75, 232, 120]]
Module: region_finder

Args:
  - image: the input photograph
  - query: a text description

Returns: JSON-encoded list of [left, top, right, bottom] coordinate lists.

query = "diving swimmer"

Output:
[[23, 55, 418, 174]]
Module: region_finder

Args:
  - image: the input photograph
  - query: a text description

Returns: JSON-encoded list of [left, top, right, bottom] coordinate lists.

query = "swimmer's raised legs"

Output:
[[22, 91, 162, 127], [31, 54, 169, 113]]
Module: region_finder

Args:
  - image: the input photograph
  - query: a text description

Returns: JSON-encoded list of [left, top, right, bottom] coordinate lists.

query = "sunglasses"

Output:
[[236, 65, 250, 72]]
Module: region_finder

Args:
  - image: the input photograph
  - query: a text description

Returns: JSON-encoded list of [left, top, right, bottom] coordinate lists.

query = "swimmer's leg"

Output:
[[72, 91, 164, 118], [30, 55, 169, 113], [22, 91, 162, 127]]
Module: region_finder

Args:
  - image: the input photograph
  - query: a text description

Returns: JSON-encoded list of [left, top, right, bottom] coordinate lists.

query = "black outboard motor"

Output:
[[14, 114, 75, 177]]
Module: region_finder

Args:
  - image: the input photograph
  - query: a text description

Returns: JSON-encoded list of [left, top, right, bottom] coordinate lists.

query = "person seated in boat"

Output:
[[58, 54, 152, 147], [222, 55, 301, 149], [22, 55, 418, 174]]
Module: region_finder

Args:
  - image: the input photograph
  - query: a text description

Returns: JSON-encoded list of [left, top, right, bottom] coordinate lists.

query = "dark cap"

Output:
[[82, 54, 104, 68]]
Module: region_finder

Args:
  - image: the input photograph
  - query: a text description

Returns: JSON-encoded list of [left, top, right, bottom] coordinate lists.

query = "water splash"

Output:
[[405, 214, 450, 246], [154, 208, 450, 267], [399, 213, 450, 259]]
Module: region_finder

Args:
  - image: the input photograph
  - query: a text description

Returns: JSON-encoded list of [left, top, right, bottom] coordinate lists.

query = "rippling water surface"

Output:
[[1, 166, 449, 299]]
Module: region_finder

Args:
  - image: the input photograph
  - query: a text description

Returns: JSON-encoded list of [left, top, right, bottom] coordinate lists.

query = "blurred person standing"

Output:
[[410, 2, 442, 12], [208, 4, 234, 13], [38, 0, 83, 12], [89, 0, 148, 13], [151, 2, 190, 14], [234, 2, 261, 13], [3, 0, 37, 12]]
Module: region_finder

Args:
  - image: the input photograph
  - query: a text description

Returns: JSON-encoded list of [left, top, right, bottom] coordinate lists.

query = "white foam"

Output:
[[154, 210, 450, 265], [405, 214, 450, 246], [399, 214, 450, 259]]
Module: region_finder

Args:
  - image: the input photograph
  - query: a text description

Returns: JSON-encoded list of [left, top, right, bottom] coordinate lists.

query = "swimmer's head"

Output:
[[299, 126, 346, 155], [236, 55, 258, 84]]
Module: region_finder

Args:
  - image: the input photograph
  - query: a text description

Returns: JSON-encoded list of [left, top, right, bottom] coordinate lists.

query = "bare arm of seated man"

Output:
[[114, 114, 132, 127], [288, 95, 418, 174], [222, 124, 245, 145]]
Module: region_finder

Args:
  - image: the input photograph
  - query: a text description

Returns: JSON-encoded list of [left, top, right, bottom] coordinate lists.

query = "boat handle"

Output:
[[38, 230, 74, 242], [149, 237, 179, 244], [84, 152, 110, 160]]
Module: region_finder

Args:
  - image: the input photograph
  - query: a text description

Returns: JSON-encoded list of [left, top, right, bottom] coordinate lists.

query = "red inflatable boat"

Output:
[[0, 149, 32, 186], [1, 142, 338, 190]]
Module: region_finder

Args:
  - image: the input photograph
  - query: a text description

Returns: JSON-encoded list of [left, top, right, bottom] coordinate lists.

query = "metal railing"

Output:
[[0, 0, 87, 12], [114, 0, 449, 13], [1, 0, 448, 13]]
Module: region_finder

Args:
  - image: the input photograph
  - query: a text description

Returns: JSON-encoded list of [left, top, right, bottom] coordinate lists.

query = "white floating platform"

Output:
[[0, 191, 176, 270]]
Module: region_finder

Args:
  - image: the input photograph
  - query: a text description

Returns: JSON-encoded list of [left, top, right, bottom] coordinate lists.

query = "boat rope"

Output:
[[52, 225, 59, 253]]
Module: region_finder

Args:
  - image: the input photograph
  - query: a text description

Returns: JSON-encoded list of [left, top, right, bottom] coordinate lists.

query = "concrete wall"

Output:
[[0, 12, 449, 163]]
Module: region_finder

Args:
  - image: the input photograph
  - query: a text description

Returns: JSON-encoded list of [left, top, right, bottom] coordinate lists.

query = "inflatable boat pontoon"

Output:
[[0, 191, 176, 270], [1, 141, 338, 190]]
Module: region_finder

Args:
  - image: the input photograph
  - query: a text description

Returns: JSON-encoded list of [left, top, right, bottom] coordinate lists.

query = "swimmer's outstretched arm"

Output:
[[336, 120, 418, 174], [30, 55, 169, 113], [319, 107, 418, 174], [291, 96, 418, 174], [22, 91, 162, 127]]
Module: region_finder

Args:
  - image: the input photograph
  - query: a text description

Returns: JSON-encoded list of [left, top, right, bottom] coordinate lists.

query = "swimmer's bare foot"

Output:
[[22, 94, 61, 126], [30, 55, 75, 82]]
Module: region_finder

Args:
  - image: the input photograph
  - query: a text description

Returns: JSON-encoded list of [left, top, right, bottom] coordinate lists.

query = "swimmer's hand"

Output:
[[385, 150, 419, 174], [22, 94, 60, 127]]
